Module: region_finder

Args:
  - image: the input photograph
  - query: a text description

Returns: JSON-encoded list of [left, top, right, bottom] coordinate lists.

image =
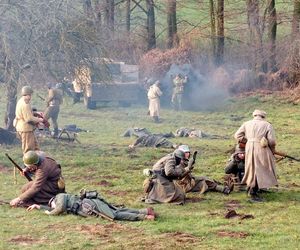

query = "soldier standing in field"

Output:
[[171, 74, 188, 111], [10, 150, 65, 207], [147, 80, 162, 123], [43, 83, 63, 138], [14, 86, 43, 154], [234, 109, 278, 202]]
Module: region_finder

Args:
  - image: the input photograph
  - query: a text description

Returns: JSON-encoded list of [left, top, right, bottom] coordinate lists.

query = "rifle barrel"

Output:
[[5, 153, 32, 181]]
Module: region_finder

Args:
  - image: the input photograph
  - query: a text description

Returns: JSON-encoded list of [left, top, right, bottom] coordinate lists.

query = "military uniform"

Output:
[[143, 153, 186, 204], [44, 88, 63, 137], [133, 134, 175, 148], [147, 81, 162, 123], [18, 156, 65, 206], [14, 88, 41, 154], [41, 193, 151, 221], [234, 109, 277, 200], [224, 146, 245, 182], [172, 75, 187, 111]]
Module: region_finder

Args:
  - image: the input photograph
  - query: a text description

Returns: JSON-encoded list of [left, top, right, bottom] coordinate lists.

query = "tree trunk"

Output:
[[146, 0, 156, 50], [292, 0, 300, 39], [125, 0, 131, 33], [210, 0, 217, 64], [167, 0, 178, 49], [95, 0, 102, 28], [4, 60, 19, 131], [105, 0, 115, 32], [247, 0, 264, 72], [83, 0, 93, 18], [216, 0, 224, 65], [267, 0, 277, 72]]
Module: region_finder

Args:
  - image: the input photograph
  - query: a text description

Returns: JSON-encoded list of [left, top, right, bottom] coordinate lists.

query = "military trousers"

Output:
[[44, 105, 60, 130], [17, 131, 39, 154]]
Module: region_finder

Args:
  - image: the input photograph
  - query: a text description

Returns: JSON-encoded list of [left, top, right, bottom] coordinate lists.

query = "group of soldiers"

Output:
[[8, 77, 280, 221], [147, 73, 188, 123]]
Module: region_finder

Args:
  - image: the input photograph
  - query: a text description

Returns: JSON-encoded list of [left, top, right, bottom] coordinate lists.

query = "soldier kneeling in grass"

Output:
[[27, 190, 156, 221]]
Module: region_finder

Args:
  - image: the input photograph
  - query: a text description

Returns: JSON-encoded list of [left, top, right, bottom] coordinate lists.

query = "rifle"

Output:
[[5, 153, 33, 181], [273, 151, 300, 162], [187, 151, 198, 170], [37, 94, 45, 101], [0, 200, 10, 205], [81, 202, 114, 222]]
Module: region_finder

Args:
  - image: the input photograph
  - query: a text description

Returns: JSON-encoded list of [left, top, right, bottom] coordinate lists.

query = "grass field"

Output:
[[0, 86, 300, 250]]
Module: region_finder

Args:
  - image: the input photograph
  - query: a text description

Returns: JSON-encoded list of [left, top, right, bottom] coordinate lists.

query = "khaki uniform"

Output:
[[75, 66, 92, 97], [143, 153, 186, 204], [147, 83, 162, 121], [172, 76, 187, 110], [14, 96, 41, 153], [234, 116, 277, 191], [19, 157, 65, 206], [42, 193, 149, 221], [44, 88, 63, 135]]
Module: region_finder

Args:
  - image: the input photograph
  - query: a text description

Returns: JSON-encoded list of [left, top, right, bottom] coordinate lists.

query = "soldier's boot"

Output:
[[153, 116, 160, 123], [215, 185, 231, 195], [53, 128, 59, 138]]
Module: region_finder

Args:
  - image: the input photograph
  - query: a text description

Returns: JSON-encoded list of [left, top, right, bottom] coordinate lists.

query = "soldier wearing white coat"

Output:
[[234, 109, 277, 202], [147, 80, 162, 123]]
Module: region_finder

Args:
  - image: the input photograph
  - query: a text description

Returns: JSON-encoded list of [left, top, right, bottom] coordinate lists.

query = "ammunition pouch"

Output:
[[80, 190, 98, 200], [57, 176, 65, 190], [70, 201, 81, 215]]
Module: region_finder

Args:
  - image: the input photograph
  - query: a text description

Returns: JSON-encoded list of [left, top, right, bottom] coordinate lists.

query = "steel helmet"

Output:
[[23, 151, 39, 166], [174, 149, 185, 159], [178, 145, 190, 153], [21, 86, 33, 96]]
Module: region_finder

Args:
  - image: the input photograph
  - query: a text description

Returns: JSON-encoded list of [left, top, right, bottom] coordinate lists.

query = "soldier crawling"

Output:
[[27, 190, 157, 221]]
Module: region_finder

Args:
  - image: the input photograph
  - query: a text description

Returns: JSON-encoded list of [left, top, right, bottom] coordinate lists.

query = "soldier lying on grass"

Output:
[[26, 190, 157, 221]]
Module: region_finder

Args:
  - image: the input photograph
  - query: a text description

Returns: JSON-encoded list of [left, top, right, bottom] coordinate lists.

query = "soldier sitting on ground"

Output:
[[141, 145, 231, 205], [10, 151, 65, 208], [224, 145, 245, 182], [27, 190, 156, 221]]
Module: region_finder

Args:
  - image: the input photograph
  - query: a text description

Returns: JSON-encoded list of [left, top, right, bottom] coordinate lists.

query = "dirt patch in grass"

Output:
[[96, 180, 113, 187], [224, 209, 254, 220], [9, 235, 46, 245], [162, 232, 199, 244], [217, 230, 250, 238]]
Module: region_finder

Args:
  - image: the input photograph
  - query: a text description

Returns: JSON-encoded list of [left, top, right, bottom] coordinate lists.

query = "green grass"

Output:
[[0, 85, 300, 249]]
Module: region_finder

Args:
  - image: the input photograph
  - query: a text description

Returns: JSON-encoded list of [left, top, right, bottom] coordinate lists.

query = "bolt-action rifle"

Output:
[[273, 151, 300, 162], [5, 153, 32, 181]]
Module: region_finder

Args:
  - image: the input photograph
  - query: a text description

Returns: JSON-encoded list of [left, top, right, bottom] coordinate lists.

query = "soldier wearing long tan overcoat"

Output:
[[147, 81, 162, 123], [10, 151, 65, 207], [234, 109, 277, 200], [143, 152, 186, 204], [14, 86, 43, 154]]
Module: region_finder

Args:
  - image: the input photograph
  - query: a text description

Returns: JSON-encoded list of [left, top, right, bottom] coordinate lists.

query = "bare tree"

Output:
[[210, 0, 217, 63], [292, 0, 300, 39], [167, 0, 178, 49], [0, 0, 107, 130], [146, 0, 156, 50], [125, 0, 131, 33], [105, 0, 115, 32], [216, 0, 224, 65], [267, 0, 277, 72]]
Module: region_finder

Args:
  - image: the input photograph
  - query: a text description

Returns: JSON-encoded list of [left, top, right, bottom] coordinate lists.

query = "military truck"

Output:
[[84, 61, 145, 109]]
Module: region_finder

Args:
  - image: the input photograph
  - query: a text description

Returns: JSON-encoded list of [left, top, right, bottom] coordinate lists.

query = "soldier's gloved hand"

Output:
[[184, 167, 192, 173]]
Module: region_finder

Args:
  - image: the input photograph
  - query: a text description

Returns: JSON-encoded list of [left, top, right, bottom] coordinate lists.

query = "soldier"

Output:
[[171, 74, 188, 111], [43, 83, 63, 137], [224, 145, 245, 182], [72, 78, 83, 104], [147, 80, 162, 123], [234, 109, 278, 202], [26, 191, 156, 221], [14, 86, 43, 154], [74, 66, 92, 107], [129, 134, 176, 149], [174, 145, 232, 195], [10, 151, 65, 207]]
